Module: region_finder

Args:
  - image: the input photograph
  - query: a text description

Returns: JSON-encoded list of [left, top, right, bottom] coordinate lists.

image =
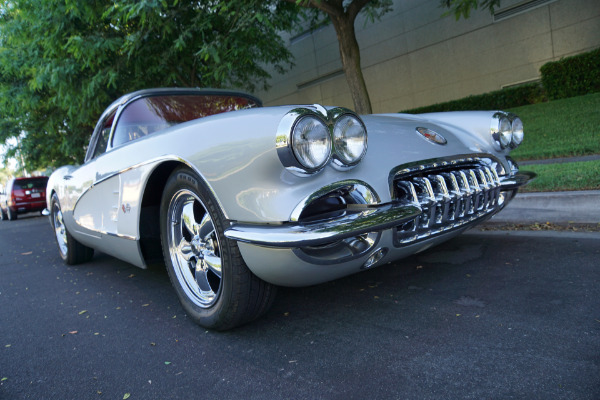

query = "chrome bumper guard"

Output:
[[225, 203, 421, 248]]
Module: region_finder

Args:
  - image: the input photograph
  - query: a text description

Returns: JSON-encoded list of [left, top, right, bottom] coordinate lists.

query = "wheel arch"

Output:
[[138, 160, 180, 267], [138, 160, 228, 268]]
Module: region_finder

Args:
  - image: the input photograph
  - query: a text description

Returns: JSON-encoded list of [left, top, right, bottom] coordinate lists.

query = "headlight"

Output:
[[291, 115, 331, 171], [332, 114, 367, 169], [510, 117, 524, 148], [276, 106, 367, 176], [491, 113, 513, 151]]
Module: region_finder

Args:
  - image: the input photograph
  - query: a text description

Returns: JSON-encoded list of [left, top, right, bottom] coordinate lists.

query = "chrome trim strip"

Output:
[[225, 203, 421, 248], [104, 231, 137, 241]]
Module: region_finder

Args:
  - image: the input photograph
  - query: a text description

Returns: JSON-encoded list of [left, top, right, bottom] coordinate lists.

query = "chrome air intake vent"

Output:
[[392, 157, 505, 245]]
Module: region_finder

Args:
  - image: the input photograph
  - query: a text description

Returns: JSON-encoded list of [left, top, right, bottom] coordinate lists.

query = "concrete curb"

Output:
[[489, 190, 600, 224]]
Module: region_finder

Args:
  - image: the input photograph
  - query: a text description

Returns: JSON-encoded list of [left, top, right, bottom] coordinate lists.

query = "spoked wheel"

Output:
[[167, 189, 223, 308], [160, 167, 276, 330], [51, 193, 94, 265]]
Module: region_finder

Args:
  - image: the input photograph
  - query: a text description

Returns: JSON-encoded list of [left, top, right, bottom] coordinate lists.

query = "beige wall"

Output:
[[255, 0, 600, 113]]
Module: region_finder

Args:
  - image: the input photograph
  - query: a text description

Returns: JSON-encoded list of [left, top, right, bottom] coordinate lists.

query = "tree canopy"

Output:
[[0, 0, 297, 171]]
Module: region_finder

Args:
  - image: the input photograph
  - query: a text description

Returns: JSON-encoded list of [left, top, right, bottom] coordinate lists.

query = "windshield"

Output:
[[112, 94, 259, 148]]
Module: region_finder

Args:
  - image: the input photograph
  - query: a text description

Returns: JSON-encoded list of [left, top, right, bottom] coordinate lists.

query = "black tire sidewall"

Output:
[[51, 194, 69, 262], [160, 167, 238, 329]]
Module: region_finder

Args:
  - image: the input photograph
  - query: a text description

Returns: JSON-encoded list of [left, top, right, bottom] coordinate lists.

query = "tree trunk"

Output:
[[330, 14, 372, 115]]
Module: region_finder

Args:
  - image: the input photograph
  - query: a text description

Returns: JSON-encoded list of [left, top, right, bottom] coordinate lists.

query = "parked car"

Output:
[[1, 176, 49, 221], [45, 88, 534, 330]]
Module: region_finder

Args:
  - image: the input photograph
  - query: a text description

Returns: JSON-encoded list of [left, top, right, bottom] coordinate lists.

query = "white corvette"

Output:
[[45, 88, 534, 330]]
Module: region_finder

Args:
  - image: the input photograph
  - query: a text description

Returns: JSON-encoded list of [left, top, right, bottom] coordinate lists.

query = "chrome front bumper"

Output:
[[225, 202, 421, 248], [224, 171, 536, 249]]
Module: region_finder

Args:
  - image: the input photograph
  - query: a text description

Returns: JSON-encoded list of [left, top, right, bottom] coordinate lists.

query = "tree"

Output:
[[285, 0, 393, 115], [0, 0, 297, 171], [283, 1, 503, 114]]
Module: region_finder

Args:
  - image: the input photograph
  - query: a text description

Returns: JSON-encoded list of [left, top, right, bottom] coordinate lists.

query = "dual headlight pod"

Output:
[[491, 112, 524, 151], [277, 106, 368, 176]]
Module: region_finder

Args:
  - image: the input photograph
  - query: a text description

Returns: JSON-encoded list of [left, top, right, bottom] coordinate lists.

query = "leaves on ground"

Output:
[[479, 222, 600, 232]]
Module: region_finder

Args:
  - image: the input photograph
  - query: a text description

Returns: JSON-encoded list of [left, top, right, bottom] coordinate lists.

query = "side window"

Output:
[[91, 112, 115, 159]]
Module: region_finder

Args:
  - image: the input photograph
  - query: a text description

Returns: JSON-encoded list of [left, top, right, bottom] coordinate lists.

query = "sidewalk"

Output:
[[489, 190, 600, 224]]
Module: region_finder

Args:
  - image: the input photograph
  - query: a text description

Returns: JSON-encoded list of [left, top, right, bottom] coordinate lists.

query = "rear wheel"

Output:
[[7, 207, 17, 220], [51, 193, 94, 265], [0, 207, 6, 221], [160, 167, 276, 330]]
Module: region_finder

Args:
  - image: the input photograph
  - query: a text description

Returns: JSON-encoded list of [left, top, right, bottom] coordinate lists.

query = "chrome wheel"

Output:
[[167, 189, 222, 308], [52, 203, 68, 257]]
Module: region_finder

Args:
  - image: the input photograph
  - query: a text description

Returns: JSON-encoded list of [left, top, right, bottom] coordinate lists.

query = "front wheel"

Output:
[[51, 193, 94, 265], [160, 167, 276, 330]]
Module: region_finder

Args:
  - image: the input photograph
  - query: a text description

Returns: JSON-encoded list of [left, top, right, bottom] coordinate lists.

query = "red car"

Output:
[[0, 176, 49, 220]]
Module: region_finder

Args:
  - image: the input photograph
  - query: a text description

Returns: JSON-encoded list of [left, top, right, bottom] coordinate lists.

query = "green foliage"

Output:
[[440, 0, 501, 19], [293, 0, 393, 28], [0, 165, 12, 187], [0, 0, 297, 171], [401, 82, 546, 114], [540, 48, 600, 100]]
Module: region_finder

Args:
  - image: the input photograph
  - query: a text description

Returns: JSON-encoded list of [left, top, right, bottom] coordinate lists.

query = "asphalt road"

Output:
[[1, 214, 599, 399]]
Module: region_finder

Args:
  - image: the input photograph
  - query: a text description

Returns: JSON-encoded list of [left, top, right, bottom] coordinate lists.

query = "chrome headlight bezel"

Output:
[[491, 112, 524, 151], [277, 106, 368, 177], [509, 116, 524, 148], [290, 115, 332, 172], [331, 113, 368, 171]]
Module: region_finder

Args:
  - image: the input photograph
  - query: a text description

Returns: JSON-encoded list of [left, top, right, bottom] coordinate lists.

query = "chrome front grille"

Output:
[[393, 161, 503, 245]]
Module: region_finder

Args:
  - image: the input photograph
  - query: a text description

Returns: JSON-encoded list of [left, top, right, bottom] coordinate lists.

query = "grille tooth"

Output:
[[413, 177, 436, 229], [393, 162, 504, 245], [467, 170, 482, 213], [454, 170, 472, 217], [442, 172, 462, 221], [430, 175, 451, 224]]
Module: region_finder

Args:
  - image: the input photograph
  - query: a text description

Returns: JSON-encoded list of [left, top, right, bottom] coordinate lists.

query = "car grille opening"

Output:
[[392, 160, 505, 245], [294, 182, 380, 264]]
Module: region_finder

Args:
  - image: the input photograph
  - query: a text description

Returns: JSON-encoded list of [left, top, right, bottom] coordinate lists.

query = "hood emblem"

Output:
[[416, 127, 447, 145]]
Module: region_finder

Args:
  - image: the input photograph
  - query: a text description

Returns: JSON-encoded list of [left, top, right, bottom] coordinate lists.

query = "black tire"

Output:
[[160, 167, 276, 330], [50, 193, 94, 265], [7, 207, 17, 220], [0, 207, 6, 221]]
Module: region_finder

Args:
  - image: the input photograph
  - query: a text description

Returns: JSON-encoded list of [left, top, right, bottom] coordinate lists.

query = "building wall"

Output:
[[255, 0, 600, 113]]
